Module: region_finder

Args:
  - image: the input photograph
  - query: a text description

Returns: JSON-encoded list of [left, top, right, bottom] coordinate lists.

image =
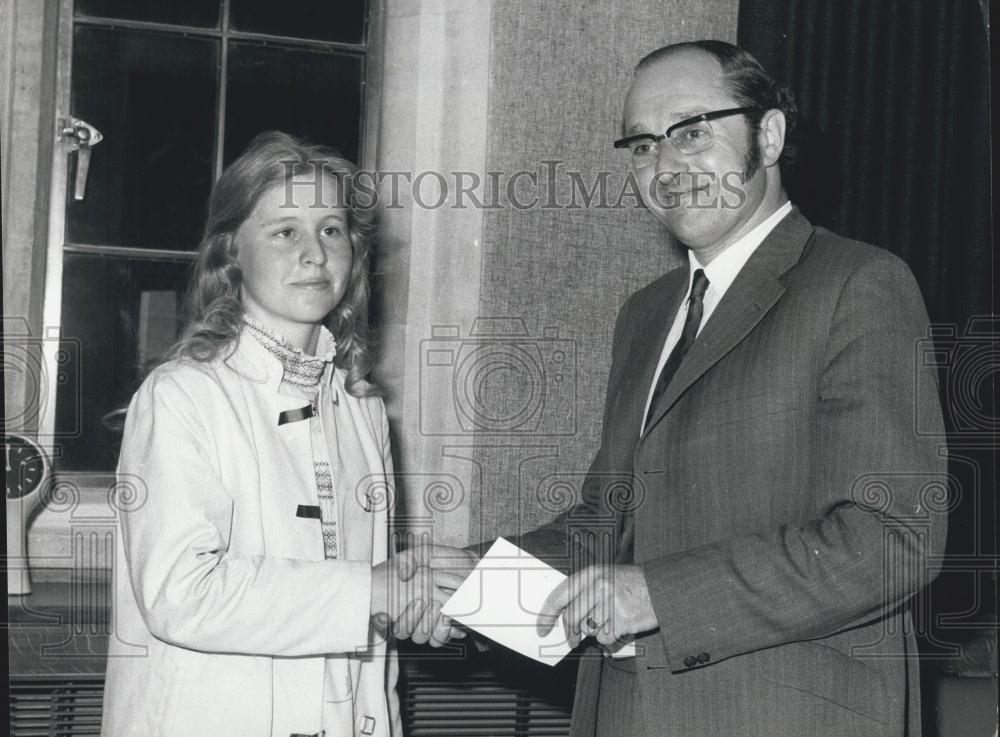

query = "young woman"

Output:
[[101, 132, 449, 737]]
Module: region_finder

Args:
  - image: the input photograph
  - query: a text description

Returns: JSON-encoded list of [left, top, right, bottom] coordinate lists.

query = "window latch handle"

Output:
[[57, 117, 103, 201]]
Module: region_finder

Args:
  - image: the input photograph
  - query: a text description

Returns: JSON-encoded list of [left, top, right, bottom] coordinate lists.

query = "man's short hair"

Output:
[[638, 40, 798, 162]]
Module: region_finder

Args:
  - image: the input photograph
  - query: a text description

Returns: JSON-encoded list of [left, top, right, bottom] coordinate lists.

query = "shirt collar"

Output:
[[687, 200, 794, 296]]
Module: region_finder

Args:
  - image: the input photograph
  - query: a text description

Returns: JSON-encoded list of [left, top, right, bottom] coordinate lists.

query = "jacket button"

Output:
[[697, 652, 710, 664], [683, 655, 697, 668]]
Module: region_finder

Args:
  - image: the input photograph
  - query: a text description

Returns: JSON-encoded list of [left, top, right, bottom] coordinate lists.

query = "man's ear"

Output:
[[758, 109, 787, 167]]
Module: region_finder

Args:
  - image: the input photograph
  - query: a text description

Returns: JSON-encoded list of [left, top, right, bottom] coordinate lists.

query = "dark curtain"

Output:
[[737, 2, 994, 734], [738, 0, 991, 325]]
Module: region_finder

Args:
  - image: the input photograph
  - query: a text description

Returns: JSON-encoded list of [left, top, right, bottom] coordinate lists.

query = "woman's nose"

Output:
[[299, 233, 326, 265]]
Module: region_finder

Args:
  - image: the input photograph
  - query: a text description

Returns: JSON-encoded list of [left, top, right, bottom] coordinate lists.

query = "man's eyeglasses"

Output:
[[613, 107, 760, 166]]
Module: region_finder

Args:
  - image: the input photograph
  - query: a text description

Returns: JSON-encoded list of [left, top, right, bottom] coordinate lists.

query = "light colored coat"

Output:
[[102, 330, 401, 737]]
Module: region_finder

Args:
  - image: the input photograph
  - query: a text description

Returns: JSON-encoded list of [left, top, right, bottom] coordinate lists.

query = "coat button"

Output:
[[697, 652, 710, 664], [683, 655, 697, 668]]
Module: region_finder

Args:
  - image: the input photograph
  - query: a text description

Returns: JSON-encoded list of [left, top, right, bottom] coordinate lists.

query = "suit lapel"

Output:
[[613, 267, 688, 446], [610, 268, 687, 563], [642, 208, 815, 437]]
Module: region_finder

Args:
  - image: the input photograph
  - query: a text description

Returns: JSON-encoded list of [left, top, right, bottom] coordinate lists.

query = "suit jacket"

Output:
[[518, 208, 946, 737], [102, 330, 401, 737]]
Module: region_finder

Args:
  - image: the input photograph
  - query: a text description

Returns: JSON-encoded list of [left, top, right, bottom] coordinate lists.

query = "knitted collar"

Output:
[[242, 315, 337, 393]]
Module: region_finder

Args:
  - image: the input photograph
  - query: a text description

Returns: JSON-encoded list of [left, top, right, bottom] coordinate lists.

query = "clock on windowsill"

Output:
[[5, 434, 52, 596]]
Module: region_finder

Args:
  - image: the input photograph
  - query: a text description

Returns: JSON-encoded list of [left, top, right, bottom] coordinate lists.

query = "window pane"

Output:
[[67, 26, 217, 251], [75, 0, 221, 28], [55, 253, 193, 471], [224, 42, 363, 165], [230, 0, 367, 44]]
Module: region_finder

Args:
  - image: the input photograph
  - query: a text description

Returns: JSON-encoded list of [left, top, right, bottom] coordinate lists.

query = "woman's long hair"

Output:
[[167, 131, 379, 397]]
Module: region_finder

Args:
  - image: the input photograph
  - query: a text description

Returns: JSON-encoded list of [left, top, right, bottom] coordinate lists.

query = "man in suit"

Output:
[[409, 40, 947, 737]]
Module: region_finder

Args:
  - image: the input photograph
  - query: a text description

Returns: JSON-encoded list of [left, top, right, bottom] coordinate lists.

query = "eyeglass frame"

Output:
[[613, 106, 761, 159]]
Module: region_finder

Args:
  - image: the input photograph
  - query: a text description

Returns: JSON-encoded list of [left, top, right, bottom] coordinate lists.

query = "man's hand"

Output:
[[389, 543, 480, 645], [536, 564, 657, 649], [371, 554, 462, 647]]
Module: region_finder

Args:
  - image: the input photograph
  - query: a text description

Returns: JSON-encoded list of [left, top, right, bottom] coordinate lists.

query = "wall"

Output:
[[2, 0, 56, 437], [374, 0, 739, 546]]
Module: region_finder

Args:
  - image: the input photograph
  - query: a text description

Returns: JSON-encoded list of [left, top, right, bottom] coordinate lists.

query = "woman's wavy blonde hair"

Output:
[[167, 131, 379, 397]]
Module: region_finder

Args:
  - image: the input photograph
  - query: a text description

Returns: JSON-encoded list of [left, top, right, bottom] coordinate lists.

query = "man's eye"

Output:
[[631, 140, 656, 156], [682, 128, 706, 141]]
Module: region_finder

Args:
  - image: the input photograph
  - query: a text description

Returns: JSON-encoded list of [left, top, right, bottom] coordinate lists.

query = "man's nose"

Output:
[[655, 139, 688, 179]]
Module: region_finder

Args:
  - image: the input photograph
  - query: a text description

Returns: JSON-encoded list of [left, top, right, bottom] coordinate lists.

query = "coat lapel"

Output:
[[642, 208, 814, 436], [227, 331, 328, 561]]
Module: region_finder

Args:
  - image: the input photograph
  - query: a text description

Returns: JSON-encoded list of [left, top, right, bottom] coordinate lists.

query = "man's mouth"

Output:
[[667, 184, 709, 196], [657, 182, 711, 204]]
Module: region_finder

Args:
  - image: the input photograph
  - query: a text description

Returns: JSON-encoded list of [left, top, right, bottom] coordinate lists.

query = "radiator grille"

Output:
[[9, 677, 104, 737], [401, 669, 572, 736], [10, 670, 572, 737]]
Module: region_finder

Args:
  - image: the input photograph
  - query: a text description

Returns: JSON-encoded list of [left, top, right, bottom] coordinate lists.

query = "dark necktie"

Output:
[[643, 269, 710, 432]]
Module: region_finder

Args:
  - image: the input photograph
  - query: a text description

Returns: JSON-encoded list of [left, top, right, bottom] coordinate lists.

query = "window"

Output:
[[42, 0, 374, 471]]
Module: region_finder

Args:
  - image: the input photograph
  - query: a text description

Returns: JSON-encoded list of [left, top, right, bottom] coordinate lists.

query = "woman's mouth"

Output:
[[290, 279, 332, 290]]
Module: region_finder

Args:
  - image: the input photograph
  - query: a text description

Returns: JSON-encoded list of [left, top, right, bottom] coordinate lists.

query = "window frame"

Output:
[[37, 0, 383, 478]]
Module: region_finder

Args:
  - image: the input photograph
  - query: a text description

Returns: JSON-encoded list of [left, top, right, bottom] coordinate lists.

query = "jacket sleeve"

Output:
[[641, 253, 948, 671], [117, 368, 373, 657]]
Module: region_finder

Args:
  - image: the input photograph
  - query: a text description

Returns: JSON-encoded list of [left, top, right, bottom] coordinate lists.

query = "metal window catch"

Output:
[[58, 117, 103, 201]]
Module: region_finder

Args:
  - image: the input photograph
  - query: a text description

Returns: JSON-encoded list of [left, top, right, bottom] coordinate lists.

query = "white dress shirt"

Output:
[[640, 201, 794, 433]]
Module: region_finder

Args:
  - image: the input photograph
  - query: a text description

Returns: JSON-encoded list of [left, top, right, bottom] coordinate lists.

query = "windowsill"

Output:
[[8, 570, 110, 623], [21, 472, 119, 570]]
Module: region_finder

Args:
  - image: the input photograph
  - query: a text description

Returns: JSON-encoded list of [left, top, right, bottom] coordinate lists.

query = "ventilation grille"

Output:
[[401, 669, 572, 736], [10, 677, 104, 737], [10, 670, 573, 736]]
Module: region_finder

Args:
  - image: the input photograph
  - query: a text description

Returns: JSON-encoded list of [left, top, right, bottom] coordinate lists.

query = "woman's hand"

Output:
[[371, 553, 466, 647], [379, 544, 480, 645]]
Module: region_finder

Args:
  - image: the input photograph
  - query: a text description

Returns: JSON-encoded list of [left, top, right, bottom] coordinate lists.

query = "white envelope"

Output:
[[441, 537, 572, 665]]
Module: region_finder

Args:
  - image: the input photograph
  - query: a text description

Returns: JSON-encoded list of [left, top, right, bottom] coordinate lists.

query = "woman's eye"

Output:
[[322, 226, 343, 238], [273, 228, 295, 239]]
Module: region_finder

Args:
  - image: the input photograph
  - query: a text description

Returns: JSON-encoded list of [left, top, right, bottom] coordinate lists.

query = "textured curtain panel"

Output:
[[737, 0, 991, 325]]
